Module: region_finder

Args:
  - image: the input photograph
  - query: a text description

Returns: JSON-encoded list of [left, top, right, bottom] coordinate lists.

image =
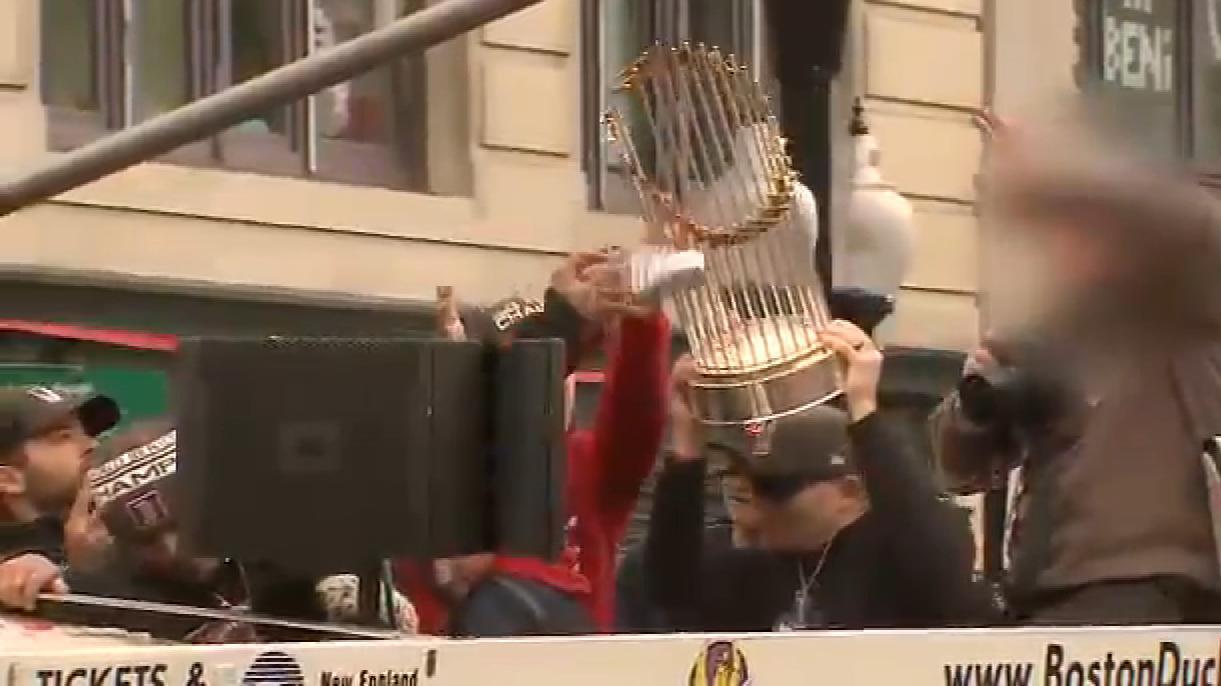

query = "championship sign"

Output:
[[90, 430, 178, 536]]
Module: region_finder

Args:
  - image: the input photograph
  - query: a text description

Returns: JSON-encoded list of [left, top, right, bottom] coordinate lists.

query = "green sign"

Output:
[[0, 364, 169, 432]]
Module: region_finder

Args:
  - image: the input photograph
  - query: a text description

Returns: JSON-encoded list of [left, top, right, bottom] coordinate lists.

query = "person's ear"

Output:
[[0, 464, 27, 498], [837, 475, 867, 501]]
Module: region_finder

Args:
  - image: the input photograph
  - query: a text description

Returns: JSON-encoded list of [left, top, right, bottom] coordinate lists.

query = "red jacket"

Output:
[[400, 312, 670, 633]]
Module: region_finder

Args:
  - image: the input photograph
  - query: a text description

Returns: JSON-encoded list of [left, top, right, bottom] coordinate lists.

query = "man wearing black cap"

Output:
[[646, 320, 989, 631], [0, 385, 119, 608]]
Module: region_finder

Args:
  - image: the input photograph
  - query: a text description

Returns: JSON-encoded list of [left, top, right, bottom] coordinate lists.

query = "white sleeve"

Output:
[[790, 181, 820, 255]]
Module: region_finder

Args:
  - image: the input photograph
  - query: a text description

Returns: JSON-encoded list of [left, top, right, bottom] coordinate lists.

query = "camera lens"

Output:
[[958, 369, 1012, 427]]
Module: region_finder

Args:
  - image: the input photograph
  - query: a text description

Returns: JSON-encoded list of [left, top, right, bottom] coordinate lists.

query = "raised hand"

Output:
[[63, 477, 114, 573], [553, 251, 656, 322], [551, 252, 611, 321], [436, 286, 467, 341], [0, 554, 67, 611], [819, 319, 883, 422], [668, 354, 703, 460]]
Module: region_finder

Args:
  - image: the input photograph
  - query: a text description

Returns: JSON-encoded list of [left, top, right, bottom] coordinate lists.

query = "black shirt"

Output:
[[644, 413, 994, 632], [0, 516, 65, 564]]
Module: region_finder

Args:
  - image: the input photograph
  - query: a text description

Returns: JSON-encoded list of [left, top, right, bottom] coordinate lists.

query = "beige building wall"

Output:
[[0, 0, 1066, 356], [992, 0, 1080, 119], [0, 1, 636, 309], [849, 0, 986, 353]]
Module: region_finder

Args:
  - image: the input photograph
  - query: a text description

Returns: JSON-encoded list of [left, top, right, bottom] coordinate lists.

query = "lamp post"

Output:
[[835, 99, 916, 340], [830, 98, 918, 339]]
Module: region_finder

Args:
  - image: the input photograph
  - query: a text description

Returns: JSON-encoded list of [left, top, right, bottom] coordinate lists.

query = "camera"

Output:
[[828, 288, 895, 338], [957, 341, 1067, 432]]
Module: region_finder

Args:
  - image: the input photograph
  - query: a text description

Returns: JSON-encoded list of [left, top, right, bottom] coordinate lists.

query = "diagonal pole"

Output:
[[0, 0, 543, 217]]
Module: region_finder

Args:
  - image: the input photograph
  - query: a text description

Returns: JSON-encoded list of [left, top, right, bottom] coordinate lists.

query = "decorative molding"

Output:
[[481, 0, 571, 56], [0, 1, 30, 88], [1072, 0, 1098, 90], [480, 56, 573, 157], [865, 0, 982, 22], [864, 4, 984, 109]]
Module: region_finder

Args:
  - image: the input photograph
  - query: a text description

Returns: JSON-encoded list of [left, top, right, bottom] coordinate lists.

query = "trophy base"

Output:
[[689, 347, 843, 426]]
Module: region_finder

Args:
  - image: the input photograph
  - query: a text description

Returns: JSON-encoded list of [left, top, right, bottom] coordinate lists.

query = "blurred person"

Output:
[[0, 386, 119, 609], [646, 321, 989, 631], [399, 252, 671, 636], [932, 134, 1221, 625]]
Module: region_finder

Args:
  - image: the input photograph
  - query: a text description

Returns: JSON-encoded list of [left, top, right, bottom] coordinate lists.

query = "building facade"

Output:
[[0, 0, 1005, 352]]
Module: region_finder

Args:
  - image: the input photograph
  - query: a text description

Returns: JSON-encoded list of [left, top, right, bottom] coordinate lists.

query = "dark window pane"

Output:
[[601, 1, 664, 214], [313, 0, 428, 190], [41, 0, 98, 111], [229, 0, 293, 135], [1192, 0, 1221, 165], [215, 0, 304, 176], [1093, 0, 1180, 157], [598, 0, 760, 214], [688, 0, 752, 58], [133, 0, 190, 121]]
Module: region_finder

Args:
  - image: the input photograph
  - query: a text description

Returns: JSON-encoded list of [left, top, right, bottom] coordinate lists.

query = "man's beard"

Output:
[[29, 483, 78, 518]]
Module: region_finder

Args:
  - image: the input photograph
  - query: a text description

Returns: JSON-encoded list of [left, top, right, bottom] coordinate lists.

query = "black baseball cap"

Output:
[[461, 295, 547, 343], [0, 385, 121, 459], [708, 405, 855, 501]]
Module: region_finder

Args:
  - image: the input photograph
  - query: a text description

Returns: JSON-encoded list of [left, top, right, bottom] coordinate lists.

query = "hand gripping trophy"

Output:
[[605, 43, 839, 426]]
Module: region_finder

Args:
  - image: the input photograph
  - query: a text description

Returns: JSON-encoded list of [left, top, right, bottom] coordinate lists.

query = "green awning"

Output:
[[0, 364, 169, 431]]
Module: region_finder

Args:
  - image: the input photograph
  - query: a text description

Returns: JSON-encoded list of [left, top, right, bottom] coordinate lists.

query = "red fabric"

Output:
[[396, 561, 449, 635], [572, 371, 605, 384], [0, 320, 178, 352], [396, 312, 671, 634]]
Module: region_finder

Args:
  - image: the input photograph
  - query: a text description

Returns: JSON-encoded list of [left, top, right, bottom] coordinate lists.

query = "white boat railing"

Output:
[[5, 620, 1219, 686]]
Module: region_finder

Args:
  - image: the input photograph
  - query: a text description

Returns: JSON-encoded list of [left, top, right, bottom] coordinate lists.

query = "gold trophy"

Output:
[[605, 43, 840, 426]]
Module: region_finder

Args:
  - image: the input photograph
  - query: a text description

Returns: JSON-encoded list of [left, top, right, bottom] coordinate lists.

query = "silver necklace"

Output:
[[792, 532, 838, 627]]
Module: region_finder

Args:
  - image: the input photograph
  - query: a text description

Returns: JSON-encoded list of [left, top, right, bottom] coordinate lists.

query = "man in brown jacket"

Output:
[[933, 150, 1221, 625]]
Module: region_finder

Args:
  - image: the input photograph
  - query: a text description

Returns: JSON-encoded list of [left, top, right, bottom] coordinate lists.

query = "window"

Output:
[[1079, 0, 1221, 175], [39, 0, 437, 192], [1191, 0, 1221, 165], [1089, 0, 1181, 158], [581, 0, 766, 214]]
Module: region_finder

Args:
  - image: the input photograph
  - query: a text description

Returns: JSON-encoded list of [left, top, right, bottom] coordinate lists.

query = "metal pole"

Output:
[[0, 0, 542, 217]]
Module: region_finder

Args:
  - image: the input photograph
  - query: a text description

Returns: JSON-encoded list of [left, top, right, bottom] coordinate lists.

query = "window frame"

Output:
[[1078, 0, 1221, 181], [43, 0, 122, 151], [40, 0, 431, 192], [581, 0, 767, 214], [1186, 0, 1221, 179], [312, 1, 430, 191]]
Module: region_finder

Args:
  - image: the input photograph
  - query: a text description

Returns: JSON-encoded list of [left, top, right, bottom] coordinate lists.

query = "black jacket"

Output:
[[0, 517, 322, 640], [616, 523, 735, 632], [645, 413, 994, 631], [0, 517, 64, 564]]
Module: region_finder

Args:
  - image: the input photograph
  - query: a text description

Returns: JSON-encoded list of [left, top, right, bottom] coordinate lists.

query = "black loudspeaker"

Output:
[[173, 337, 565, 574], [765, 0, 852, 79], [492, 339, 567, 560]]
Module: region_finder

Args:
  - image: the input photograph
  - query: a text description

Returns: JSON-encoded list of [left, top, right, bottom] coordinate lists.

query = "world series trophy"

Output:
[[605, 43, 840, 425]]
